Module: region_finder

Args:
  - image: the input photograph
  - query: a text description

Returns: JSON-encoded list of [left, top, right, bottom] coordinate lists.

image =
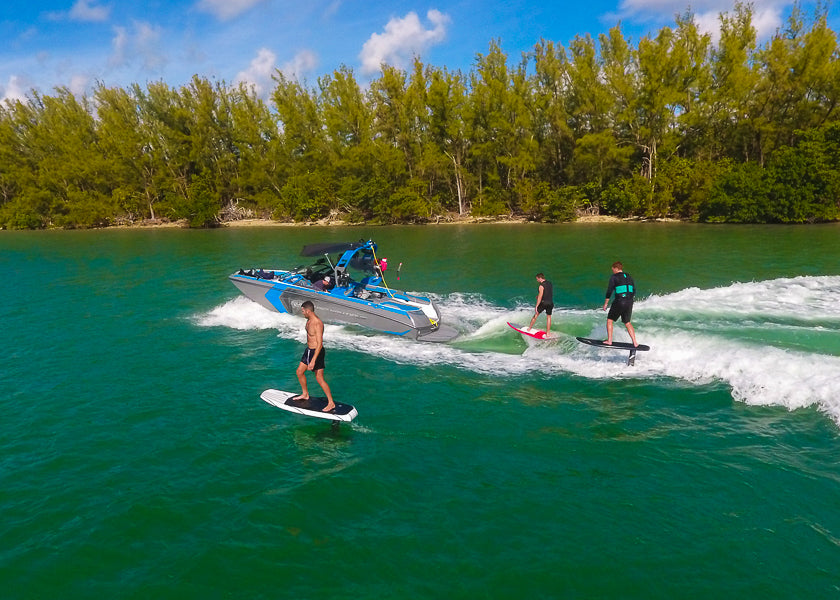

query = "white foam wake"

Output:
[[640, 275, 840, 325], [197, 296, 298, 332], [198, 276, 840, 424]]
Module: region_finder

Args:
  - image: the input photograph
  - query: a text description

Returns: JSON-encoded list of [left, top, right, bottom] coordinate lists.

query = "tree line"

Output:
[[1, 3, 839, 229]]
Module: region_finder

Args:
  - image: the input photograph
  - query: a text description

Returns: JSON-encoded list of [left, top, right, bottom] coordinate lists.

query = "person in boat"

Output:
[[374, 257, 387, 276], [528, 273, 553, 334], [312, 275, 331, 291], [291, 301, 335, 412], [602, 261, 639, 347]]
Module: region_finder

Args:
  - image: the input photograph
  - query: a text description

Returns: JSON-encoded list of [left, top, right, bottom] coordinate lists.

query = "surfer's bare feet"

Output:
[[322, 403, 336, 413], [290, 394, 309, 404], [603, 340, 612, 345]]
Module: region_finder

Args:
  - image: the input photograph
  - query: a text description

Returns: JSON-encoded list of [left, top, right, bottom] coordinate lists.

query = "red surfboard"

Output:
[[507, 322, 549, 340]]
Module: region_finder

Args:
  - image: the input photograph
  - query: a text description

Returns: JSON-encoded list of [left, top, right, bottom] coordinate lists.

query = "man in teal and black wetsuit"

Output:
[[602, 261, 639, 347]]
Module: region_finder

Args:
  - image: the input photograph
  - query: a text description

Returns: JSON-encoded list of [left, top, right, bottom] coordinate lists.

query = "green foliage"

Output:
[[571, 131, 634, 189], [1, 3, 840, 228], [765, 124, 840, 222], [0, 196, 44, 229], [470, 187, 509, 217], [520, 181, 580, 222], [55, 189, 116, 229], [602, 176, 651, 217], [546, 187, 582, 222], [659, 157, 722, 220], [278, 174, 332, 222], [336, 174, 392, 219], [378, 182, 429, 223], [171, 172, 219, 227], [702, 161, 769, 223]]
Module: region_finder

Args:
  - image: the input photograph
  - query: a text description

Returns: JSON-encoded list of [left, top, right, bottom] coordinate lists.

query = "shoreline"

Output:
[[223, 214, 629, 227], [3, 214, 693, 231], [110, 214, 629, 229]]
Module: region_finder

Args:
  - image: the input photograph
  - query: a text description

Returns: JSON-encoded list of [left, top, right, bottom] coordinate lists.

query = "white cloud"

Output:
[[109, 21, 166, 71], [359, 9, 450, 74], [692, 11, 722, 42], [136, 22, 165, 70], [615, 0, 787, 40], [69, 73, 91, 97], [692, 5, 783, 42], [235, 48, 318, 97], [45, 0, 110, 22], [747, 6, 786, 39], [196, 0, 266, 21], [281, 49, 318, 79], [235, 47, 277, 97], [110, 26, 129, 67], [1, 75, 29, 104], [69, 0, 111, 22], [323, 1, 342, 19]]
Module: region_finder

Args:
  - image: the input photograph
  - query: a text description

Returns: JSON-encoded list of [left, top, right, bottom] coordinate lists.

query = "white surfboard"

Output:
[[260, 389, 358, 422], [507, 322, 549, 340]]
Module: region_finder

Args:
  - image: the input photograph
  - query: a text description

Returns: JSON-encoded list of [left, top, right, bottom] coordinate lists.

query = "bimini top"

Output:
[[300, 241, 368, 257]]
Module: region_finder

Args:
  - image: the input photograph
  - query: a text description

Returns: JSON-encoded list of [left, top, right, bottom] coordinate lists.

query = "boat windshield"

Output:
[[302, 257, 333, 282], [345, 247, 378, 281], [299, 240, 381, 288]]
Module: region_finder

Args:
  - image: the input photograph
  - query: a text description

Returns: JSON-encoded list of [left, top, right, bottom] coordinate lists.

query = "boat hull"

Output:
[[229, 272, 458, 342]]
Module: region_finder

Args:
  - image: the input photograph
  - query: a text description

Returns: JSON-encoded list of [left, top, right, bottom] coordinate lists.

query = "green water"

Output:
[[2, 224, 840, 599]]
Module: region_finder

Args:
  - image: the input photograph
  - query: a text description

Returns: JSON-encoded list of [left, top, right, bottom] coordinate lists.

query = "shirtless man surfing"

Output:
[[291, 301, 335, 412]]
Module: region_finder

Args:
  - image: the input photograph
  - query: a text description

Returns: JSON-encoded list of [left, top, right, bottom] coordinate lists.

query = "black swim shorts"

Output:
[[607, 298, 633, 323], [537, 301, 554, 316], [300, 347, 326, 371]]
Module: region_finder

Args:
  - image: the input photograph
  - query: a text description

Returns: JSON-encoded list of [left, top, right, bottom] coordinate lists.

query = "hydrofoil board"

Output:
[[576, 337, 650, 351], [508, 322, 549, 340], [260, 389, 357, 422], [577, 337, 649, 366]]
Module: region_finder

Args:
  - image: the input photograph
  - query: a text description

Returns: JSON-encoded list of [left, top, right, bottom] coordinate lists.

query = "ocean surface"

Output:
[[2, 223, 840, 599]]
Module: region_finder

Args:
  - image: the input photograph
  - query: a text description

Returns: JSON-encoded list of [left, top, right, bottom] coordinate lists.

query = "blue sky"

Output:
[[1, 0, 837, 103]]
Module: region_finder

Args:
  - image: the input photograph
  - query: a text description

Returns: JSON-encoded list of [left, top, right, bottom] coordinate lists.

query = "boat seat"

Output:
[[353, 285, 371, 299]]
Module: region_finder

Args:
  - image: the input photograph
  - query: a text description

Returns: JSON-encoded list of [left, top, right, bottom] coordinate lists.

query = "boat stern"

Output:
[[416, 323, 459, 342]]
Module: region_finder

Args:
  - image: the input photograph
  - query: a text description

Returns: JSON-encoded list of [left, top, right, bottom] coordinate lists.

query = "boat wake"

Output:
[[198, 275, 840, 423]]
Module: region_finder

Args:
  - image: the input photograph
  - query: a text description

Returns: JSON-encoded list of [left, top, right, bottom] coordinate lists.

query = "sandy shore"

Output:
[[83, 214, 628, 230], [221, 214, 624, 227]]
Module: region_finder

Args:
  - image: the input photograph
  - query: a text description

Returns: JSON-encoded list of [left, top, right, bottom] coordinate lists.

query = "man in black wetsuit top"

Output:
[[602, 261, 639, 347], [529, 273, 554, 334]]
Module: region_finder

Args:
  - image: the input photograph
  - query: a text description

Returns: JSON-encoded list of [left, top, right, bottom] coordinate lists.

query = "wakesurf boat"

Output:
[[229, 240, 459, 342]]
